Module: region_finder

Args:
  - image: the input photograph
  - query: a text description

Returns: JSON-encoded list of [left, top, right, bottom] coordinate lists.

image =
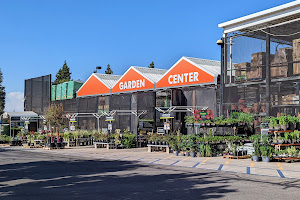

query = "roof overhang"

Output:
[[5, 111, 39, 118], [218, 1, 300, 34]]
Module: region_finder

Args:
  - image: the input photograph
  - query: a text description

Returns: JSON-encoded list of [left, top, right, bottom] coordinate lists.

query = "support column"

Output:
[[266, 28, 271, 116], [220, 37, 225, 116]]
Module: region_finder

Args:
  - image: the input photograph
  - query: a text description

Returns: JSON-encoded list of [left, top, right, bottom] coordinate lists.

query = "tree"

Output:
[[53, 60, 72, 85], [148, 61, 155, 68], [0, 68, 5, 115], [45, 103, 65, 143], [105, 64, 113, 74]]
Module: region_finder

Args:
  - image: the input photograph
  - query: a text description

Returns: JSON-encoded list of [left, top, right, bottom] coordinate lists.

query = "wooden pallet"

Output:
[[223, 155, 251, 159], [24, 146, 44, 148], [274, 157, 300, 161]]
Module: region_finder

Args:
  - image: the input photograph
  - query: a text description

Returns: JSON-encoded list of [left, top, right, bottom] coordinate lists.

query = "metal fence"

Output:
[[24, 75, 51, 115]]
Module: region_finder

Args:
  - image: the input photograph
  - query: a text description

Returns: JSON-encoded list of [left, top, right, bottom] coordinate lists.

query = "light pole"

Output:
[[217, 38, 225, 117], [93, 66, 102, 73]]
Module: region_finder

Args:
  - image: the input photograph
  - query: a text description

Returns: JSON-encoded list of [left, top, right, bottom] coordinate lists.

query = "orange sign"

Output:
[[77, 75, 110, 97], [112, 68, 154, 93], [156, 59, 215, 88]]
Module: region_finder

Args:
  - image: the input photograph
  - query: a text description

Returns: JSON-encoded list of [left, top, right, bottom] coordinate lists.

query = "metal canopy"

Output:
[[228, 19, 300, 45], [107, 110, 147, 117], [218, 1, 300, 34], [6, 111, 38, 118], [155, 106, 208, 114]]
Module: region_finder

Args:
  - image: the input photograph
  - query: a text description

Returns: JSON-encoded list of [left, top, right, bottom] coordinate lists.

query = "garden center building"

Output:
[[24, 56, 221, 134], [65, 56, 221, 134]]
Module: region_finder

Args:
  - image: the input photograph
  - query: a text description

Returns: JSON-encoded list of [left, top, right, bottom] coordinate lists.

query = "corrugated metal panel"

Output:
[[93, 74, 121, 88], [67, 81, 83, 99], [56, 84, 62, 100], [184, 57, 221, 76], [7, 111, 38, 118], [132, 66, 167, 83], [51, 85, 56, 101], [61, 82, 68, 100]]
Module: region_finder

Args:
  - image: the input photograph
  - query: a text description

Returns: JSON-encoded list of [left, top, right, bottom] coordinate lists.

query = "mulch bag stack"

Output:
[[271, 47, 293, 77], [234, 62, 250, 82], [247, 52, 274, 80], [247, 52, 265, 80], [293, 38, 300, 75]]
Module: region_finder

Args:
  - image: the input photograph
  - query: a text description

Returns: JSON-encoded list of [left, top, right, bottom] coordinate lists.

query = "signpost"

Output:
[[70, 125, 75, 131], [194, 110, 213, 120], [164, 122, 170, 130], [106, 116, 115, 134], [108, 123, 112, 131], [160, 114, 174, 135]]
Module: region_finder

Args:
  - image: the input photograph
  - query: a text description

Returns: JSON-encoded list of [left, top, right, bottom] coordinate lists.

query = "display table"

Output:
[[274, 157, 300, 161], [94, 142, 115, 149], [33, 140, 42, 146], [63, 141, 75, 147], [271, 143, 300, 150], [268, 130, 293, 139], [147, 144, 169, 153]]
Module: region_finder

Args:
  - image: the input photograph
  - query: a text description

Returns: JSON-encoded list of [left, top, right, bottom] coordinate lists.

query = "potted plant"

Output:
[[205, 144, 212, 157], [292, 130, 300, 143], [238, 113, 254, 126], [284, 132, 291, 144], [205, 120, 212, 127], [198, 144, 205, 157], [287, 146, 298, 157], [251, 136, 260, 162], [169, 136, 179, 156], [278, 115, 288, 131], [272, 137, 278, 144], [296, 117, 300, 130], [288, 115, 297, 130], [260, 146, 273, 162], [261, 116, 271, 128], [277, 136, 284, 144], [188, 136, 197, 157], [269, 117, 279, 130]]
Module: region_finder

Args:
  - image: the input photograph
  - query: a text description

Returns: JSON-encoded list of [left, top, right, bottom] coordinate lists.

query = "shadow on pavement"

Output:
[[0, 148, 236, 200]]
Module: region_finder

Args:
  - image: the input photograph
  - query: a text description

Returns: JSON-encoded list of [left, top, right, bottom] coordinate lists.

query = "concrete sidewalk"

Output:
[[3, 146, 300, 180]]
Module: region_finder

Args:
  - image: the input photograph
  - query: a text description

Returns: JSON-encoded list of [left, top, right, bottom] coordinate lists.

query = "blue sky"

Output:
[[0, 0, 294, 111]]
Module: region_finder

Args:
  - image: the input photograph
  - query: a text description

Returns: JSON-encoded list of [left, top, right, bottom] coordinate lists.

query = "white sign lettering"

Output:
[[168, 72, 199, 84], [119, 79, 145, 90]]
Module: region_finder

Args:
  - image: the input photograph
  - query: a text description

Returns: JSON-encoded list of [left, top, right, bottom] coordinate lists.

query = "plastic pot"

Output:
[[190, 152, 196, 157], [252, 155, 259, 162], [280, 125, 287, 131], [262, 156, 270, 162]]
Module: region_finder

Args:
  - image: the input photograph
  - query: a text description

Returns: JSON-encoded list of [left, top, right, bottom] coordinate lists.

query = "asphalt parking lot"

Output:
[[12, 145, 300, 180], [1, 146, 300, 200]]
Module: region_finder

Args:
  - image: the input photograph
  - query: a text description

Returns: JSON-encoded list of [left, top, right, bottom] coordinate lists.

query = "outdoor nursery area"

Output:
[[2, 110, 300, 164]]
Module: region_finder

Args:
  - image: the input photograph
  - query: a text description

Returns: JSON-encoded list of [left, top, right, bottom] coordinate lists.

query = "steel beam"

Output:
[[266, 28, 271, 116]]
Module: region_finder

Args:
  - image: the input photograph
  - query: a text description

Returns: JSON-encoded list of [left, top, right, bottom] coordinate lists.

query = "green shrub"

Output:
[[122, 134, 136, 148]]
